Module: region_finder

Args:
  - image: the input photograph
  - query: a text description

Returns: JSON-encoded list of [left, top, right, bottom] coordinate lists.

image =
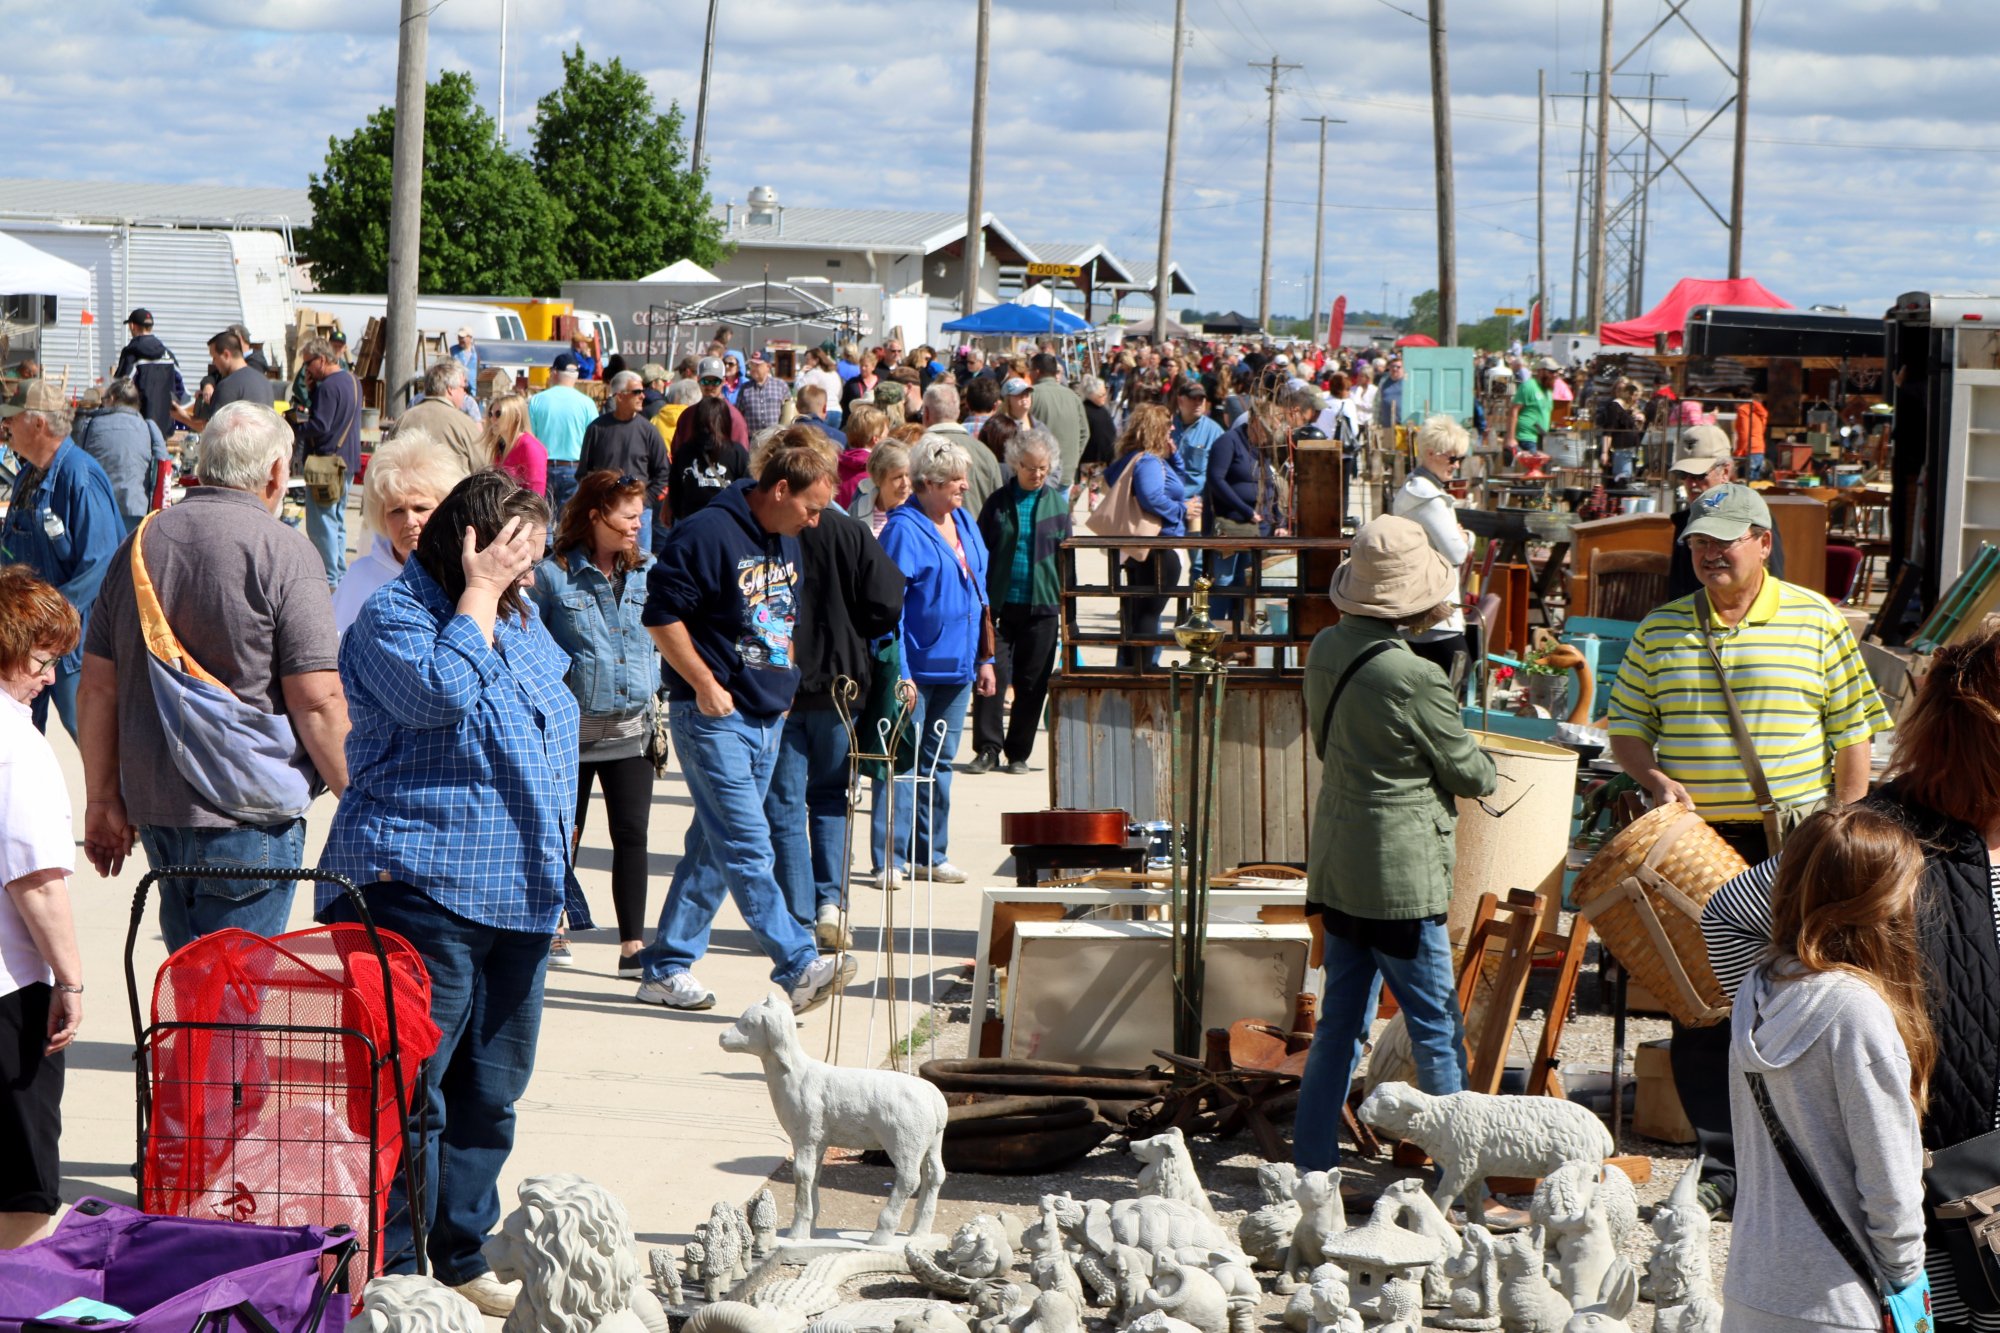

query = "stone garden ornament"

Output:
[[722, 993, 950, 1244], [1646, 1162, 1721, 1333], [347, 1276, 484, 1333], [1130, 1128, 1221, 1222], [1357, 1083, 1613, 1225], [1527, 1163, 1637, 1311], [1317, 1207, 1441, 1330], [1236, 1163, 1302, 1271], [1435, 1224, 1500, 1331], [482, 1174, 664, 1333], [1377, 1177, 1463, 1307]]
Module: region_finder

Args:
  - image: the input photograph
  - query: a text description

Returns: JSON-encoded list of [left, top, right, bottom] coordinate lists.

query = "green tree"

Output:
[[530, 45, 727, 280], [304, 71, 566, 294], [1404, 289, 1440, 335]]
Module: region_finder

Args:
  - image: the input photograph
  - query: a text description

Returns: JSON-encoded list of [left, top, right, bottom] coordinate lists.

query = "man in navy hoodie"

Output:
[[633, 424, 856, 1013]]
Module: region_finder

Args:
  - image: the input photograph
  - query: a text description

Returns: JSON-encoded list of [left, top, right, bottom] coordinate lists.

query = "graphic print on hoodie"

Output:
[[737, 554, 795, 669]]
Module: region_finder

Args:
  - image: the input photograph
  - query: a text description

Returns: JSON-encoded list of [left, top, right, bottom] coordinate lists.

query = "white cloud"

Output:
[[3, 0, 1997, 320]]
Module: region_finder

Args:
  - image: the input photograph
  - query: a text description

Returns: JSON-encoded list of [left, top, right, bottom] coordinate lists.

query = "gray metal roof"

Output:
[[0, 178, 313, 228], [1111, 260, 1198, 297], [715, 205, 1036, 263], [1014, 241, 1138, 285]]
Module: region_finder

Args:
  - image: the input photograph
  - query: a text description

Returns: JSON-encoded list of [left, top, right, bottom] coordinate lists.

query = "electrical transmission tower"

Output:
[[1561, 73, 1685, 323]]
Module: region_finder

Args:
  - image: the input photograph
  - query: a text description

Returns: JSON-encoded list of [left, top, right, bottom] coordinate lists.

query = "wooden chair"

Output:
[[1590, 550, 1670, 622]]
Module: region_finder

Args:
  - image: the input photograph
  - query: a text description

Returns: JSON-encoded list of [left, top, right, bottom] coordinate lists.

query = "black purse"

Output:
[[1925, 1125, 2000, 1313]]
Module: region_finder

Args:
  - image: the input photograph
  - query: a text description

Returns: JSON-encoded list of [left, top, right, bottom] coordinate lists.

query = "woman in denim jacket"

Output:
[[529, 470, 658, 971]]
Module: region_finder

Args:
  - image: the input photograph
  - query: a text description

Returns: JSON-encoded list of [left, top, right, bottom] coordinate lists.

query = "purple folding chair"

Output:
[[0, 1198, 356, 1333]]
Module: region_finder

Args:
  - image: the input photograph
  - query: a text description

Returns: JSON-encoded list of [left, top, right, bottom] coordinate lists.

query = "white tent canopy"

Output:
[[639, 257, 721, 283], [1014, 281, 1080, 315], [0, 231, 92, 299]]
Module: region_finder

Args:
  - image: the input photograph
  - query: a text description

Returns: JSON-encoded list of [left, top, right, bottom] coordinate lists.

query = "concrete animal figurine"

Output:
[[1288, 1170, 1346, 1281], [683, 1304, 787, 1333], [1646, 1161, 1720, 1333], [973, 1284, 1083, 1333], [736, 1247, 909, 1318], [1133, 1261, 1229, 1333], [1031, 1245, 1088, 1315], [648, 1249, 684, 1307], [1042, 1193, 1245, 1265], [1130, 1128, 1220, 1221], [1102, 1245, 1157, 1321], [1237, 1162, 1302, 1271], [1282, 1264, 1347, 1332], [946, 1216, 1018, 1280], [482, 1174, 655, 1333], [1530, 1160, 1638, 1307], [1434, 1223, 1500, 1330], [347, 1275, 484, 1333], [895, 1308, 975, 1333], [1358, 1082, 1613, 1225], [1490, 1227, 1571, 1333], [749, 1189, 779, 1261], [1198, 1256, 1261, 1333], [1125, 1315, 1204, 1333], [1304, 1272, 1363, 1333], [1378, 1177, 1464, 1307], [722, 993, 950, 1244], [1559, 1279, 1637, 1333]]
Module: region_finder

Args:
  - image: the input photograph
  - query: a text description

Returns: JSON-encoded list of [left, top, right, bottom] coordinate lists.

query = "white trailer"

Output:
[[1, 222, 297, 388], [1887, 292, 2000, 608]]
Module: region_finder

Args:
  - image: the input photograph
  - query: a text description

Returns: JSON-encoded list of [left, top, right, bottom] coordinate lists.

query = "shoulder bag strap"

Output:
[[1316, 640, 1397, 755], [129, 512, 232, 692], [1695, 593, 1783, 856], [1743, 1069, 1889, 1304]]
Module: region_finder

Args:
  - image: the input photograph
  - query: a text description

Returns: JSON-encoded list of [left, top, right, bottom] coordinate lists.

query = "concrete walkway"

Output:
[[45, 716, 1027, 1248]]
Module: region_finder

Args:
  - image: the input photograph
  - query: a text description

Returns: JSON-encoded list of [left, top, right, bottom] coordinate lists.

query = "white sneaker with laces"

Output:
[[634, 971, 716, 1011], [923, 861, 969, 884], [454, 1273, 521, 1316], [789, 953, 858, 1013]]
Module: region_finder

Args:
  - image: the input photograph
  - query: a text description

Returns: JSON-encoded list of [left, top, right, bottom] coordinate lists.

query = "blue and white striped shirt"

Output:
[[319, 559, 580, 933]]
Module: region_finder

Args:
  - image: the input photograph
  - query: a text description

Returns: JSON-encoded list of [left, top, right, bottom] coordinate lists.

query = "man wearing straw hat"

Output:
[[1608, 481, 1888, 1217], [1293, 516, 1498, 1176]]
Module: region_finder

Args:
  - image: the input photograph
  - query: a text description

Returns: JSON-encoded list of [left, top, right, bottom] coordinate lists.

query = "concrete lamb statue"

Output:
[[1357, 1083, 1613, 1225], [721, 993, 949, 1244]]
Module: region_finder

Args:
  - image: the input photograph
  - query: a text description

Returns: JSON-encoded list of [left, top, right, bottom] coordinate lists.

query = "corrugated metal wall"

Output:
[[2, 227, 117, 386], [1049, 680, 1321, 867], [128, 230, 247, 372]]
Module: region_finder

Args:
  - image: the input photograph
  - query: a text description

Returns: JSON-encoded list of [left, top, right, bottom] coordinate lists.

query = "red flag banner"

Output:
[[1529, 299, 1543, 342], [1329, 295, 1347, 347]]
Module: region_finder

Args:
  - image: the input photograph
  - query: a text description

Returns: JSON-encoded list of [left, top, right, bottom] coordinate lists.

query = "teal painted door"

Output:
[[1398, 347, 1476, 424]]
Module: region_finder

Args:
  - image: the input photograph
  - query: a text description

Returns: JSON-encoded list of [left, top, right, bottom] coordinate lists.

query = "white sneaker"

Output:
[[634, 972, 716, 1011], [815, 908, 852, 952], [454, 1273, 521, 1316], [789, 953, 858, 1014], [922, 861, 969, 884]]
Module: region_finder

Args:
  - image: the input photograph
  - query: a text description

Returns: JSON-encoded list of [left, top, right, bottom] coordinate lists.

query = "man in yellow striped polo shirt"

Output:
[[1606, 481, 1888, 1221]]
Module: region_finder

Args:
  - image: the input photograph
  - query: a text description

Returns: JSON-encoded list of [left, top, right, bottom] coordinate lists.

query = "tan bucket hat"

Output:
[[1330, 515, 1458, 619]]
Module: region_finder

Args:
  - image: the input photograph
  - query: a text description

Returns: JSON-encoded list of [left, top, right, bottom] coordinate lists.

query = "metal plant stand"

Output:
[[1167, 579, 1230, 1059]]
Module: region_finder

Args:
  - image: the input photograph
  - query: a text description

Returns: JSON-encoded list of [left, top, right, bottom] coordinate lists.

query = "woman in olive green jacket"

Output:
[[1293, 515, 1497, 1173]]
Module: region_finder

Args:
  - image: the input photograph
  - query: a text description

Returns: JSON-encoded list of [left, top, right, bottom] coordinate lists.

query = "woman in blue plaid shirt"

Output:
[[320, 471, 580, 1315]]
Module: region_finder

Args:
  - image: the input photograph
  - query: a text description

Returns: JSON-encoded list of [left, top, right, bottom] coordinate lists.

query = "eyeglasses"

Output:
[[619, 388, 645, 397], [28, 651, 59, 674], [1686, 532, 1759, 557], [698, 378, 722, 387]]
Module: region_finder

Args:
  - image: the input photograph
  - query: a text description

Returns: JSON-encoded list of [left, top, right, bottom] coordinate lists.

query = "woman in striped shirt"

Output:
[[1704, 621, 2000, 1332]]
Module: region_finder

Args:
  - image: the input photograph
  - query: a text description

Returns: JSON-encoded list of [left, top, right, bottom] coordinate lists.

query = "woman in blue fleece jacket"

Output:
[[1101, 404, 1186, 669], [869, 435, 997, 884]]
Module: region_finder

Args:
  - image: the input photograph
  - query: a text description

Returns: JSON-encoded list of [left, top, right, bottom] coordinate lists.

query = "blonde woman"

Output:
[[851, 440, 912, 536], [484, 392, 546, 495], [330, 433, 469, 635], [837, 401, 887, 508], [1389, 414, 1472, 686]]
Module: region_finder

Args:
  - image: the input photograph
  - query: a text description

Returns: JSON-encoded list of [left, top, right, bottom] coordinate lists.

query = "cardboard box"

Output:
[[1633, 1038, 1696, 1144]]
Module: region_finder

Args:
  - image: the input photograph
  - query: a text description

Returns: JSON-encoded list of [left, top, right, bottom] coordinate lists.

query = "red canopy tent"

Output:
[[1598, 276, 1792, 349], [1393, 333, 1438, 348]]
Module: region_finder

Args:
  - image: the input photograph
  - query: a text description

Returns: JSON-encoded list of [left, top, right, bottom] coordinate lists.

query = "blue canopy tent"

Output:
[[941, 301, 1089, 336]]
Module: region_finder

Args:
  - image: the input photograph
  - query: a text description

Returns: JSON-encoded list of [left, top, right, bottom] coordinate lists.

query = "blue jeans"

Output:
[[868, 679, 972, 872], [138, 819, 308, 952], [1292, 917, 1467, 1173], [545, 462, 578, 533], [303, 474, 348, 588], [635, 706, 817, 985], [29, 666, 79, 741], [322, 883, 546, 1285], [770, 707, 853, 926]]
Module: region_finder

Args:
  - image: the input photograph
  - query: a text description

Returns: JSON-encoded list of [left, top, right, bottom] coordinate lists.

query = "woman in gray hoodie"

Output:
[[1724, 805, 1934, 1330]]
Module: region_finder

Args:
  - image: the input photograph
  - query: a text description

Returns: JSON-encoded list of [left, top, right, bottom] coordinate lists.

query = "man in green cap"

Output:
[[1607, 481, 1888, 1220]]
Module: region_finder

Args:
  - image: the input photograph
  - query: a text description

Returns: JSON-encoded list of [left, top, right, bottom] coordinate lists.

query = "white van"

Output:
[[299, 295, 526, 386]]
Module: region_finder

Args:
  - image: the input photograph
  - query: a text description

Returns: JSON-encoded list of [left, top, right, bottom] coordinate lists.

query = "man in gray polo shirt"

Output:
[[77, 402, 351, 950]]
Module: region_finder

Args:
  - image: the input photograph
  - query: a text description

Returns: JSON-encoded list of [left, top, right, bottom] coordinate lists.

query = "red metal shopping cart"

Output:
[[124, 868, 441, 1286]]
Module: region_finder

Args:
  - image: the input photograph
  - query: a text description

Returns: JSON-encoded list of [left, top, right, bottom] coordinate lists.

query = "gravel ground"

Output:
[[702, 931, 1731, 1331]]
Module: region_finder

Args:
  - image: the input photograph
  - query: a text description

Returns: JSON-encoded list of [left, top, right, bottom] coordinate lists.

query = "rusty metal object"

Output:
[[938, 1094, 1114, 1175], [920, 1058, 1171, 1125]]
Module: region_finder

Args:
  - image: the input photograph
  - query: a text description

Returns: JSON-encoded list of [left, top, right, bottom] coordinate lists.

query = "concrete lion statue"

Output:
[[483, 1173, 665, 1333], [346, 1275, 483, 1333]]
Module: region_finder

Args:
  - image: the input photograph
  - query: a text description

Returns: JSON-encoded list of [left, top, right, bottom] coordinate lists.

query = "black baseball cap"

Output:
[[126, 308, 152, 327], [1175, 380, 1208, 400]]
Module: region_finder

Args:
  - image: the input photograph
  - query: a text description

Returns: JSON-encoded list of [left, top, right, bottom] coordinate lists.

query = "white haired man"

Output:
[[921, 380, 1002, 513], [78, 402, 351, 950], [399, 359, 487, 479]]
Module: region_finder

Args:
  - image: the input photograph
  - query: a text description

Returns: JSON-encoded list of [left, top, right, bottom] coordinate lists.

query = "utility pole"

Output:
[[1536, 69, 1546, 330], [1153, 0, 1189, 344], [691, 0, 720, 171], [962, 0, 991, 319], [1728, 0, 1752, 276], [497, 0, 508, 145], [1251, 56, 1301, 332], [1567, 70, 1591, 330], [1586, 0, 1613, 332], [1302, 115, 1344, 345], [385, 0, 428, 421], [1426, 0, 1457, 345]]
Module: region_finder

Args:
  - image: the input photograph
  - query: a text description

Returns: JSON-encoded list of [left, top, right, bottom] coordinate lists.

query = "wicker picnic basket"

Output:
[[1572, 803, 1747, 1027]]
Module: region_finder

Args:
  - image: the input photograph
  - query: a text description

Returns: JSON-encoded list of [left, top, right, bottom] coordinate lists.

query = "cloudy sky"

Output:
[[5, 0, 1998, 326]]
